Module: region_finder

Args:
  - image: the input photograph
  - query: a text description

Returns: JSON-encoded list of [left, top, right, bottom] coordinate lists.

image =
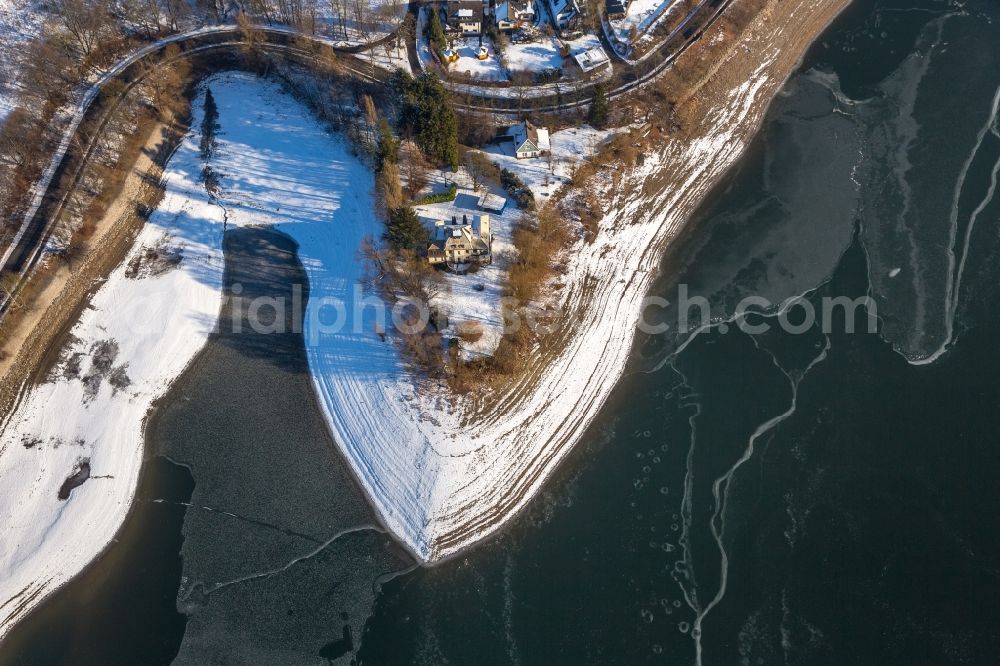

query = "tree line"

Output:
[[0, 2, 196, 245]]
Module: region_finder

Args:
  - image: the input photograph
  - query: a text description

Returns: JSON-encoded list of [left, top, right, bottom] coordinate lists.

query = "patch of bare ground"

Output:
[[124, 235, 183, 279]]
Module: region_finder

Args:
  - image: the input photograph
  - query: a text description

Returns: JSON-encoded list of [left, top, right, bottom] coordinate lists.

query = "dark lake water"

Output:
[[3, 0, 1000, 662]]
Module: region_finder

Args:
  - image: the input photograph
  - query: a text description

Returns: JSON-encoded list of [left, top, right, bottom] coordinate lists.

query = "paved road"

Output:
[[0, 1, 734, 316], [0, 27, 387, 318]]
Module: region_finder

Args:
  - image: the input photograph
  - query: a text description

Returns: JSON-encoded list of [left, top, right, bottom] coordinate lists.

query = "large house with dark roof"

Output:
[[427, 214, 493, 267], [443, 0, 485, 34]]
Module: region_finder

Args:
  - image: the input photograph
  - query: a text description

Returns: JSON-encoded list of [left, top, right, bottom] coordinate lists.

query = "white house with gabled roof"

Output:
[[510, 121, 550, 159]]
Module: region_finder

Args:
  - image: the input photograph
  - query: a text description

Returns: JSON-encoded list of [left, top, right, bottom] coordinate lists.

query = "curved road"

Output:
[[0, 0, 734, 314]]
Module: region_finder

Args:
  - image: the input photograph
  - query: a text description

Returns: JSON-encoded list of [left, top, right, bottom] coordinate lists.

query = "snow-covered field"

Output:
[[450, 37, 507, 81], [1, 38, 780, 638], [504, 35, 565, 74], [503, 32, 608, 76]]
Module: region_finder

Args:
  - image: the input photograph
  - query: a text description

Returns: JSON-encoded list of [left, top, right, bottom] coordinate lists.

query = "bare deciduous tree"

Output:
[[329, 0, 350, 38], [399, 141, 431, 198], [50, 0, 117, 62], [462, 149, 494, 191], [120, 0, 163, 38]]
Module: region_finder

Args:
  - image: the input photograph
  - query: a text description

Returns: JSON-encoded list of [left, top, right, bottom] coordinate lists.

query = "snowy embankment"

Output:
[[0, 72, 380, 639], [0, 93, 226, 636], [386, 64, 778, 559], [1, 50, 777, 633], [203, 66, 775, 564]]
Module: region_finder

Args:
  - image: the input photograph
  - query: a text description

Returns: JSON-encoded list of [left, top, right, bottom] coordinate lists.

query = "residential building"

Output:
[[495, 0, 536, 31], [445, 0, 485, 35], [574, 45, 610, 72], [477, 192, 507, 213], [510, 120, 550, 159], [547, 0, 580, 29], [427, 214, 493, 266]]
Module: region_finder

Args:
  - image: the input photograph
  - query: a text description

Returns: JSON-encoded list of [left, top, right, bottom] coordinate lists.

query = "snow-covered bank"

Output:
[[193, 64, 778, 564], [390, 63, 778, 559], [0, 94, 226, 636], [0, 72, 382, 639]]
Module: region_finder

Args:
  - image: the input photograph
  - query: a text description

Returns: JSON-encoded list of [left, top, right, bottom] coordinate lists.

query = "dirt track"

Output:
[[0, 116, 188, 424]]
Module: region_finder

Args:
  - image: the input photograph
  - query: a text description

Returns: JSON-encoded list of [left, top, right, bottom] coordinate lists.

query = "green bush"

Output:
[[500, 168, 524, 190], [416, 183, 458, 204]]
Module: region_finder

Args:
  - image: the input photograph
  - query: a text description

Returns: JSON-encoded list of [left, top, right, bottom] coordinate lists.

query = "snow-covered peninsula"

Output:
[[0, 0, 849, 639]]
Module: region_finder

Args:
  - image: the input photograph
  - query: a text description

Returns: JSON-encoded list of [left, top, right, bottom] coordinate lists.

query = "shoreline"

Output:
[[0, 0, 851, 642], [411, 0, 854, 562], [0, 94, 228, 641]]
